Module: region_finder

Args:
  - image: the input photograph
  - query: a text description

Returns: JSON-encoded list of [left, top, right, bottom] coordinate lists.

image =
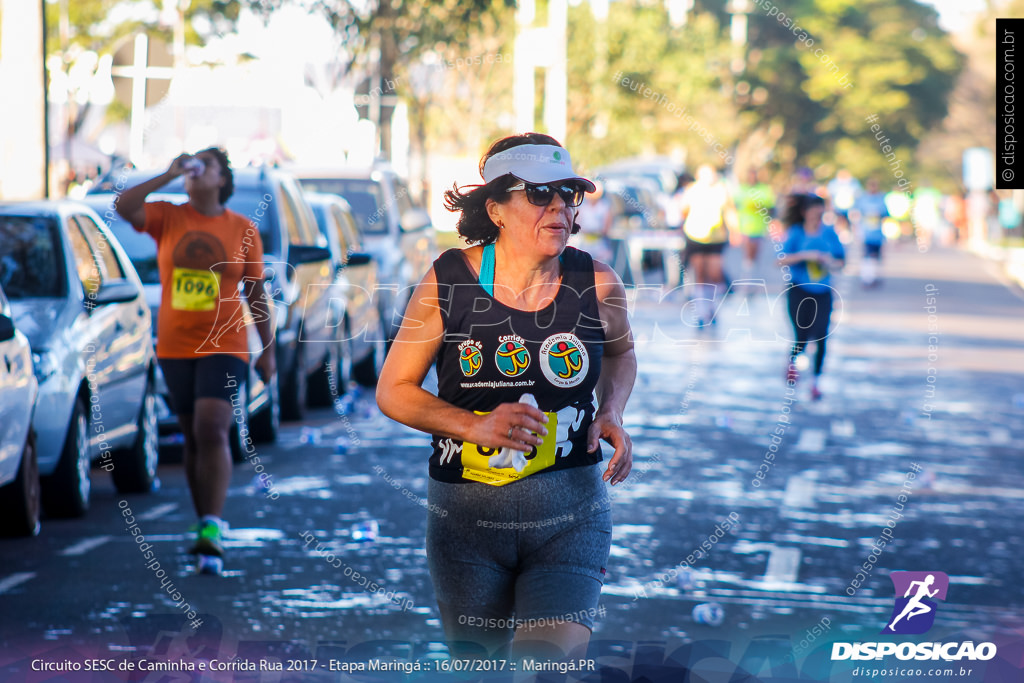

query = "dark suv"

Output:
[[89, 165, 338, 425], [292, 165, 436, 341]]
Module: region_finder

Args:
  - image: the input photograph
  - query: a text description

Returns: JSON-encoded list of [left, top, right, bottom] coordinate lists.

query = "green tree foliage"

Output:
[[43, 0, 242, 127], [734, 0, 962, 182], [44, 0, 240, 55], [917, 0, 1022, 192], [566, 1, 733, 171], [245, 0, 511, 158], [411, 6, 518, 161], [564, 0, 961, 186]]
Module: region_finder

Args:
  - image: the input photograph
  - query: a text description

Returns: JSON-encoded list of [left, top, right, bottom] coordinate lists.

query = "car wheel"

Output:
[[352, 316, 386, 387], [337, 331, 354, 393], [249, 373, 280, 444], [42, 397, 91, 518], [111, 378, 160, 494], [0, 431, 41, 537], [280, 342, 307, 421], [308, 333, 350, 407]]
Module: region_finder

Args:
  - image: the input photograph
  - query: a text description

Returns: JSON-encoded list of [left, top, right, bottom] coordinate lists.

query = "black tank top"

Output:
[[429, 246, 605, 484]]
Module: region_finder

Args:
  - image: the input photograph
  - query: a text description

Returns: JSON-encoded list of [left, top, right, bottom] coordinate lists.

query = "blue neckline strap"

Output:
[[479, 242, 565, 297], [480, 243, 496, 296]]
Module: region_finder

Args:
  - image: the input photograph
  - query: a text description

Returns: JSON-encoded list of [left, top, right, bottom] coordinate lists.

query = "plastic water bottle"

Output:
[[334, 393, 354, 416], [692, 602, 725, 626], [250, 473, 272, 493], [333, 437, 349, 455], [351, 520, 379, 542], [183, 157, 205, 177], [300, 427, 322, 446], [676, 567, 696, 591]]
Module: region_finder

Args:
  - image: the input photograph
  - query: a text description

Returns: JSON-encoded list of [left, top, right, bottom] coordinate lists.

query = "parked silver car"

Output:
[[0, 201, 158, 517], [305, 192, 386, 387], [293, 165, 436, 341], [0, 282, 40, 536]]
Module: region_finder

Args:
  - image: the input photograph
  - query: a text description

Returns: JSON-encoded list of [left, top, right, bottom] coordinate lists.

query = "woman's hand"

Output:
[[822, 255, 843, 271], [254, 350, 276, 383], [803, 249, 838, 266], [470, 402, 549, 451], [168, 153, 192, 177], [588, 413, 632, 485]]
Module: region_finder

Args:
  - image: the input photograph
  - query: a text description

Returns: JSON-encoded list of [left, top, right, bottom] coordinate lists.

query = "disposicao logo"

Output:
[[883, 571, 948, 635], [831, 570, 997, 663]]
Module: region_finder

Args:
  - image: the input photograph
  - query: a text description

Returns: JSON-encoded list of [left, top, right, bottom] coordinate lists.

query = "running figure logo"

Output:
[[495, 334, 531, 377], [539, 333, 589, 387], [458, 340, 484, 377], [882, 571, 949, 634]]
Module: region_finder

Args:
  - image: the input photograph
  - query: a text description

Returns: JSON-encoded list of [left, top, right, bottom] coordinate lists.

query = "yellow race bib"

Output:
[[461, 411, 558, 486], [171, 268, 221, 311]]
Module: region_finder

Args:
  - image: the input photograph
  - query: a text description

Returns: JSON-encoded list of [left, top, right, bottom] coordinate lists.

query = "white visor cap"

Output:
[[481, 144, 596, 193]]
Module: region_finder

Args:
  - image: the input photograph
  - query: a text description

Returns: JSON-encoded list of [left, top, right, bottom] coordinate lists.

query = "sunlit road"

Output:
[[1, 241, 1023, 681]]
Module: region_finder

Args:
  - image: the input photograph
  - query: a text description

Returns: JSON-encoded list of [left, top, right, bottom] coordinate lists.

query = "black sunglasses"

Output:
[[506, 181, 586, 208]]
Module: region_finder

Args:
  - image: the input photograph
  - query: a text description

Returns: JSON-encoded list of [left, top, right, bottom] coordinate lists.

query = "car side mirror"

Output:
[[288, 244, 332, 266], [91, 280, 140, 306], [0, 314, 16, 343], [346, 251, 373, 267], [399, 208, 432, 233]]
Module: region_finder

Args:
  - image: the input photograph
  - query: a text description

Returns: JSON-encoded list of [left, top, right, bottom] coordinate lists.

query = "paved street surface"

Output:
[[2, 241, 1023, 682]]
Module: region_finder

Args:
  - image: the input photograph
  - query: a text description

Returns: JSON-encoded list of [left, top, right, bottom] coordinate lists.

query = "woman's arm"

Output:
[[591, 262, 636, 484], [777, 231, 823, 266], [115, 154, 189, 230], [376, 267, 548, 452], [777, 250, 823, 266]]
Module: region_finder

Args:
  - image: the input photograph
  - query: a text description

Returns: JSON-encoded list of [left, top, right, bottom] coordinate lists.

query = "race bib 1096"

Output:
[[171, 267, 221, 311]]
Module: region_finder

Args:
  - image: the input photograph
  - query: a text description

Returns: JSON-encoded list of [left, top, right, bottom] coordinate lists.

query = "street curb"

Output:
[[969, 242, 1024, 292]]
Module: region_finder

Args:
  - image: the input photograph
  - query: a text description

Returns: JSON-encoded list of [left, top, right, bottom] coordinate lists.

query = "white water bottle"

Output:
[[183, 157, 205, 177], [489, 393, 538, 473]]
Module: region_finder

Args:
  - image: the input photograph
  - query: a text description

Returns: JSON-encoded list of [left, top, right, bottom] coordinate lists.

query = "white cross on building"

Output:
[[111, 34, 174, 165]]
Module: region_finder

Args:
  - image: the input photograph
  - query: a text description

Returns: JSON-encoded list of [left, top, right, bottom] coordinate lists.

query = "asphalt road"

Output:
[[1, 239, 1023, 682]]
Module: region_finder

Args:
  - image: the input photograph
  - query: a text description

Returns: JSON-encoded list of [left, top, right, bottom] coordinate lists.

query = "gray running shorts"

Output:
[[426, 464, 612, 655]]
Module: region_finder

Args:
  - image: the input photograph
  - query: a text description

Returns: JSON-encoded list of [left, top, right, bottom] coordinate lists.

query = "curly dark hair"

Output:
[[781, 192, 825, 227], [443, 133, 582, 245], [197, 146, 234, 205]]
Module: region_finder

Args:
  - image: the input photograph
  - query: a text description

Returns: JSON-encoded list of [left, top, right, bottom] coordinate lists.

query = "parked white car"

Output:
[[305, 192, 386, 387], [293, 165, 437, 342], [0, 282, 40, 536], [0, 201, 158, 517]]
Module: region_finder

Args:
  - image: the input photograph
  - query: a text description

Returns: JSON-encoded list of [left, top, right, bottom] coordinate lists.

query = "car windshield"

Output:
[[0, 214, 65, 298], [226, 189, 281, 255], [101, 211, 160, 284], [309, 203, 329, 240], [297, 179, 387, 235]]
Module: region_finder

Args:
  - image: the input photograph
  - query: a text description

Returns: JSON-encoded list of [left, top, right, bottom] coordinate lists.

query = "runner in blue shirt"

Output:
[[852, 178, 888, 287], [778, 193, 845, 400]]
